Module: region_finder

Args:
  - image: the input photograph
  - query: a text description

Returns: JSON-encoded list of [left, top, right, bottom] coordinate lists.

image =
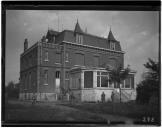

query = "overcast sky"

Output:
[[6, 10, 159, 85]]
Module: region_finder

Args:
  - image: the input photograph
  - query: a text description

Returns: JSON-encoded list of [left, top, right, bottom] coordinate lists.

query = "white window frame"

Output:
[[97, 71, 110, 88]]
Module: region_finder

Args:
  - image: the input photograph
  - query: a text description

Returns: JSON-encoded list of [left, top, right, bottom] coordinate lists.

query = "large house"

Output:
[[19, 20, 136, 102]]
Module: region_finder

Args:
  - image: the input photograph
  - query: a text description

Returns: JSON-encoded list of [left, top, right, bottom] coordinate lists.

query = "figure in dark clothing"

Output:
[[101, 92, 105, 103], [111, 91, 114, 102]]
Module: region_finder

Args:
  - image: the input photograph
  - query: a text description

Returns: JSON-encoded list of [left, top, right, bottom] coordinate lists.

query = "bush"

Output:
[[136, 80, 158, 104]]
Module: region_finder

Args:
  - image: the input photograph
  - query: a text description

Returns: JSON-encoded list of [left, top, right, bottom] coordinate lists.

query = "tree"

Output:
[[136, 58, 159, 104], [6, 81, 20, 99], [106, 65, 130, 102]]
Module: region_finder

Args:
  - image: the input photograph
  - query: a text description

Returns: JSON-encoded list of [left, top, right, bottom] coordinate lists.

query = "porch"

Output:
[[69, 66, 136, 102]]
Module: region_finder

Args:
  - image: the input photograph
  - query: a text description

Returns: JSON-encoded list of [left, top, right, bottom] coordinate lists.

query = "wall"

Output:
[[20, 46, 38, 93], [65, 43, 124, 69]]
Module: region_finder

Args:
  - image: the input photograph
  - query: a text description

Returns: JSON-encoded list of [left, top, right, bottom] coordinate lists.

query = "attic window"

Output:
[[76, 34, 83, 44], [110, 42, 115, 50]]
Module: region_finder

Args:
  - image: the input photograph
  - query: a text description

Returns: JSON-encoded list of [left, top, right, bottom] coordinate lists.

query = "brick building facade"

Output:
[[19, 20, 136, 102]]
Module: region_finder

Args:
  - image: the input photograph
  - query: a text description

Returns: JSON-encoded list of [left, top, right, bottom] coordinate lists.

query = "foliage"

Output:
[[106, 65, 130, 102], [6, 81, 20, 99], [136, 58, 159, 104], [107, 65, 130, 86]]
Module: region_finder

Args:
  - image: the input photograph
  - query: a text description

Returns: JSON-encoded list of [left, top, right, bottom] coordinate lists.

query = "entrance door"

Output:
[[55, 71, 60, 92]]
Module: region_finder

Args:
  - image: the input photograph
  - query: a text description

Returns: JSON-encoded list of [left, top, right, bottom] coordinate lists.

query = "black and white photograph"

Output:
[[2, 2, 160, 126]]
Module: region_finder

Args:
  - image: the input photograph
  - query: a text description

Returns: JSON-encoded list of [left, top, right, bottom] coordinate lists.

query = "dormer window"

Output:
[[110, 42, 115, 50], [76, 34, 83, 44]]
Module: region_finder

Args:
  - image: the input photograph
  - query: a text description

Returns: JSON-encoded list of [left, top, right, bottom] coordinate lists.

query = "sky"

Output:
[[5, 10, 159, 85]]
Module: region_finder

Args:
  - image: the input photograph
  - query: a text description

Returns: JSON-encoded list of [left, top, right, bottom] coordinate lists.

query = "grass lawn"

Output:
[[62, 101, 160, 123], [3, 100, 160, 126], [4, 100, 106, 124]]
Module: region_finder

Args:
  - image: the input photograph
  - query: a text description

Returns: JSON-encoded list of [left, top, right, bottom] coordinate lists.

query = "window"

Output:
[[110, 42, 115, 50], [94, 56, 99, 67], [75, 53, 84, 66], [97, 72, 109, 88], [76, 34, 83, 44], [125, 77, 131, 88], [45, 51, 48, 61], [44, 70, 48, 85], [84, 71, 93, 88], [65, 53, 69, 62], [55, 53, 61, 64], [29, 72, 32, 89], [56, 71, 60, 78]]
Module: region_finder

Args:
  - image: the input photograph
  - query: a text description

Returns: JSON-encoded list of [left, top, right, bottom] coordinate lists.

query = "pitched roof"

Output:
[[108, 29, 118, 42], [74, 20, 84, 34]]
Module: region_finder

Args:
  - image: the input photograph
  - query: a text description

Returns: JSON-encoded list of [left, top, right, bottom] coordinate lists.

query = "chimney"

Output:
[[24, 38, 28, 51]]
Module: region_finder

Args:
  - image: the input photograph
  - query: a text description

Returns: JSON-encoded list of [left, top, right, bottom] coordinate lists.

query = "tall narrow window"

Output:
[[45, 51, 48, 61], [97, 72, 109, 88], [44, 70, 48, 85], [56, 71, 60, 78], [84, 71, 93, 88], [65, 53, 69, 62], [55, 53, 61, 64]]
